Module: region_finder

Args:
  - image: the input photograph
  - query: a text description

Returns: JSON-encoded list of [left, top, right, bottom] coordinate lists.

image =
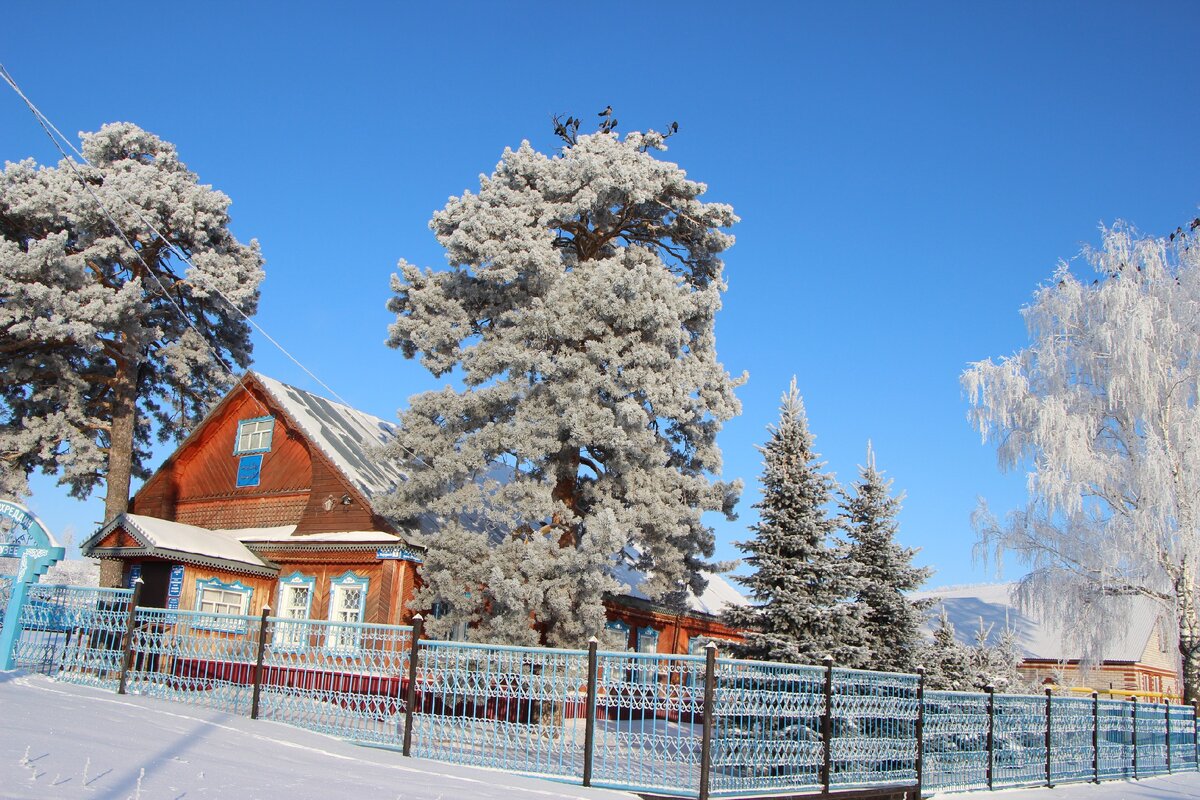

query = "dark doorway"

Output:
[[138, 562, 172, 608]]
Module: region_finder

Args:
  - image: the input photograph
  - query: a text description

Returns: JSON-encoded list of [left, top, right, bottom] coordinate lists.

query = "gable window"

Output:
[[328, 571, 369, 651], [235, 416, 275, 455], [194, 577, 252, 632], [274, 573, 315, 650]]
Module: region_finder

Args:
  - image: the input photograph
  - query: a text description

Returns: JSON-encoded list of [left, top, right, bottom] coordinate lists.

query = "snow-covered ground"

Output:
[[929, 772, 1200, 800], [0, 671, 634, 799], [4, 669, 1200, 800]]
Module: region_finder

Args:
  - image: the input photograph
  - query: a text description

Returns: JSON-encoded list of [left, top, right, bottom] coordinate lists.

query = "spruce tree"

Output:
[[724, 379, 865, 666], [921, 607, 973, 690], [840, 442, 932, 672]]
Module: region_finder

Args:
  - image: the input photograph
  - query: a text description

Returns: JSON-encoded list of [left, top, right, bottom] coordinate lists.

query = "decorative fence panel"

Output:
[[6, 584, 1200, 800], [590, 650, 705, 794], [922, 690, 990, 793], [992, 694, 1047, 788], [412, 641, 589, 781], [1169, 703, 1198, 771], [829, 668, 919, 789], [123, 607, 261, 715], [9, 583, 132, 688], [1097, 698, 1135, 780], [1138, 701, 1169, 776], [709, 658, 824, 797], [1049, 696, 1095, 783], [257, 616, 413, 746]]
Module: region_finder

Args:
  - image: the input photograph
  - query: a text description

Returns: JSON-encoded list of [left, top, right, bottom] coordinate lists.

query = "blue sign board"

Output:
[[128, 563, 142, 589], [166, 564, 184, 610]]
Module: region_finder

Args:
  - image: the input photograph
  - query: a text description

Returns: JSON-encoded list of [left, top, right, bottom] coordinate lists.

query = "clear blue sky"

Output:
[[3, 2, 1198, 589]]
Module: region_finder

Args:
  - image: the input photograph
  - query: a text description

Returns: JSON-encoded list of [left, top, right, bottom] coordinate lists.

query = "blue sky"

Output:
[[2, 2, 1198, 588]]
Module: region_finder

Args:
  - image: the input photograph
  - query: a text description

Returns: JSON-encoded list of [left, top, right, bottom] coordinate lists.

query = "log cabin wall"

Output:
[[291, 454, 379, 534], [253, 549, 418, 626], [131, 387, 314, 529]]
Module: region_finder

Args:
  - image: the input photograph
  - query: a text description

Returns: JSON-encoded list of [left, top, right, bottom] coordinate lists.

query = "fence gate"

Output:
[[0, 500, 66, 669]]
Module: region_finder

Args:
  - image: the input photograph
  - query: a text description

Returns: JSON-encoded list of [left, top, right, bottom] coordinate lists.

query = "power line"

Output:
[[0, 63, 351, 412]]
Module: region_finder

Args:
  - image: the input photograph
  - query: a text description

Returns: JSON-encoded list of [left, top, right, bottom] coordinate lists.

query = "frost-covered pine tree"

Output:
[[380, 121, 742, 647], [840, 442, 932, 672], [0, 123, 263, 521], [723, 379, 865, 665], [921, 607, 973, 690], [964, 220, 1200, 702]]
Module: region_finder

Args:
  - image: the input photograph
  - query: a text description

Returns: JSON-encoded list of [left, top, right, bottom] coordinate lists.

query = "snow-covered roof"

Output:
[[83, 514, 274, 576], [234, 528, 401, 545], [252, 372, 407, 500], [612, 548, 749, 616], [915, 583, 1163, 663]]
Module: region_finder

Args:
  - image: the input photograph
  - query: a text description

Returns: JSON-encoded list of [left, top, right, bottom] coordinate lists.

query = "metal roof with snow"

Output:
[[915, 582, 1165, 662]]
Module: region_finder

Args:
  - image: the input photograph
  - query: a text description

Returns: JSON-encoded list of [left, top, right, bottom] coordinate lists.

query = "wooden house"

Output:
[[82, 373, 744, 654], [920, 583, 1184, 700]]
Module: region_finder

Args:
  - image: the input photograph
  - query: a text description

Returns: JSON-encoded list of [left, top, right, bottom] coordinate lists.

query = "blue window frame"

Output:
[[327, 571, 369, 651], [236, 454, 263, 488], [274, 572, 316, 650], [234, 416, 275, 455], [194, 577, 252, 632], [634, 626, 660, 684], [606, 618, 631, 650]]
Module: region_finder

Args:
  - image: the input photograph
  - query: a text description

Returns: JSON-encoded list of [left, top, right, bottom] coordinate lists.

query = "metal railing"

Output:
[[4, 583, 1199, 799]]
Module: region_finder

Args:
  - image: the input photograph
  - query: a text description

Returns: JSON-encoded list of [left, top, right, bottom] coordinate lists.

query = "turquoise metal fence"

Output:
[[6, 583, 1200, 799], [8, 583, 132, 687], [413, 641, 589, 780], [258, 616, 414, 746], [124, 607, 261, 714], [1049, 695, 1095, 783], [709, 657, 824, 796], [830, 668, 919, 789]]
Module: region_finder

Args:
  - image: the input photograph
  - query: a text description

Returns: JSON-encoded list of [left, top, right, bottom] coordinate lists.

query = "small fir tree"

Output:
[[921, 607, 973, 690], [840, 442, 932, 672], [724, 379, 866, 665]]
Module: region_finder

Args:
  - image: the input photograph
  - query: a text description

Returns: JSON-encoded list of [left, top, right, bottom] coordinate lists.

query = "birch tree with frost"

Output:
[[964, 221, 1200, 702], [381, 123, 742, 647], [0, 123, 263, 520]]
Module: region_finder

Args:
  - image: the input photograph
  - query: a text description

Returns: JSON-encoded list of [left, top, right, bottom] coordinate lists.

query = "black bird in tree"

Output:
[[598, 105, 612, 117]]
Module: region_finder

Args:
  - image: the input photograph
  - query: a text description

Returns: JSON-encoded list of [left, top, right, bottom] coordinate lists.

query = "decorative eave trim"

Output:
[[86, 545, 279, 579], [604, 592, 725, 625], [244, 541, 404, 554]]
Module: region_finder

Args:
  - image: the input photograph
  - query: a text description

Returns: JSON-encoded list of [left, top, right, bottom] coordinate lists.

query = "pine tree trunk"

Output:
[[103, 352, 139, 525]]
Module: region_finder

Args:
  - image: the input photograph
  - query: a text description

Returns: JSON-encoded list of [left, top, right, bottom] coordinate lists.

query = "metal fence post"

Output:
[[914, 667, 925, 800], [985, 685, 996, 790], [250, 606, 271, 720], [583, 637, 598, 787], [1045, 687, 1053, 787], [402, 615, 423, 757], [1193, 700, 1199, 770], [1092, 691, 1100, 783], [698, 642, 717, 800], [1131, 695, 1139, 779], [1166, 698, 1172, 773], [116, 578, 143, 695], [821, 656, 834, 794]]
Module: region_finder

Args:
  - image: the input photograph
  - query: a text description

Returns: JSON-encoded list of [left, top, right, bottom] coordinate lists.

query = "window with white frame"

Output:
[[194, 578, 251, 632], [235, 416, 275, 455], [328, 572, 368, 650], [605, 619, 632, 651], [634, 626, 660, 684], [274, 573, 315, 649]]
